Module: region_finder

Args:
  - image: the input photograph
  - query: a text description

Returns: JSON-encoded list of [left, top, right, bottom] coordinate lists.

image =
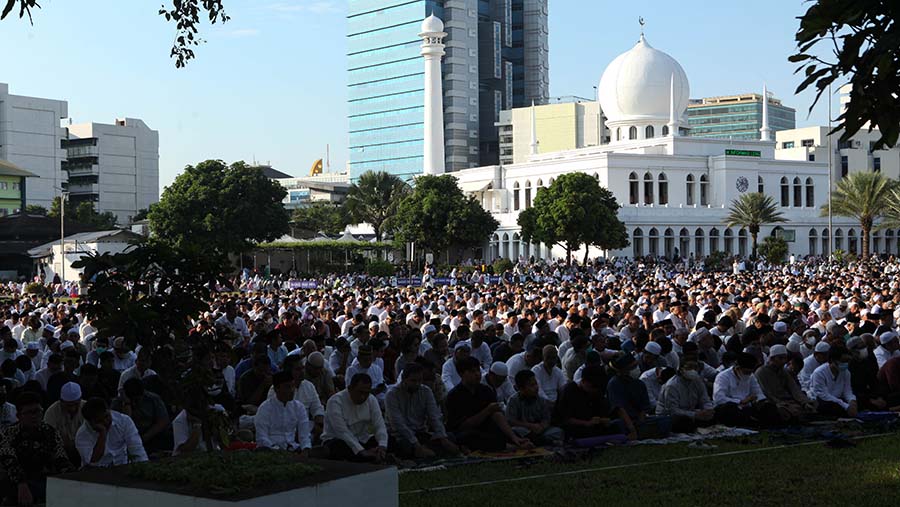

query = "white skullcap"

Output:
[[814, 341, 831, 353], [60, 382, 82, 402], [769, 344, 788, 357], [644, 341, 662, 356], [489, 362, 508, 377], [879, 332, 898, 345]]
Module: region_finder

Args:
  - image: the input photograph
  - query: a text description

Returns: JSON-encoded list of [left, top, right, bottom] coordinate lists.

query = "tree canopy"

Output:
[[394, 175, 498, 258], [725, 192, 787, 260], [49, 197, 118, 229], [344, 171, 410, 242], [2, 0, 229, 67], [291, 203, 348, 239], [517, 172, 628, 264], [823, 171, 898, 258], [791, 0, 900, 149], [148, 160, 290, 255]]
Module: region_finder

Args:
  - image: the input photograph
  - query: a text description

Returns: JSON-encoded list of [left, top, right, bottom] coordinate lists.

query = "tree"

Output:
[[48, 197, 118, 229], [823, 171, 898, 258], [23, 204, 47, 215], [2, 0, 229, 68], [394, 175, 498, 260], [291, 203, 348, 239], [517, 173, 628, 265], [725, 192, 787, 260], [148, 160, 290, 255], [791, 0, 900, 150], [758, 236, 789, 265], [344, 171, 410, 241]]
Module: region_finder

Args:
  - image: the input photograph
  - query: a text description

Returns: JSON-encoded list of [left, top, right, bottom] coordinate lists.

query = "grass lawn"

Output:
[[399, 432, 900, 507]]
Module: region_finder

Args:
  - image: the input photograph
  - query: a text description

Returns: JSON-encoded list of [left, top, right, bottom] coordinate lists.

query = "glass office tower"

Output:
[[347, 0, 548, 180], [686, 93, 796, 140]]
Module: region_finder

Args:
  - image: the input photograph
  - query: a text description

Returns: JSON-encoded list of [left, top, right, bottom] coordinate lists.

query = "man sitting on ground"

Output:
[[75, 397, 148, 467], [505, 370, 563, 445], [754, 345, 816, 423], [322, 374, 388, 462], [810, 346, 858, 418], [255, 371, 312, 454], [712, 352, 782, 428], [656, 359, 715, 433], [385, 362, 458, 459], [554, 364, 627, 441]]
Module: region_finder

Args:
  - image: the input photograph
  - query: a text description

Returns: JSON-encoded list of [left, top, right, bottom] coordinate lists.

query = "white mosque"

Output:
[[417, 16, 860, 261]]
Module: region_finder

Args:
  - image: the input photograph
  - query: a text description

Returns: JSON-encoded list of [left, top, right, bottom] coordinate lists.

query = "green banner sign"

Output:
[[725, 149, 761, 157]]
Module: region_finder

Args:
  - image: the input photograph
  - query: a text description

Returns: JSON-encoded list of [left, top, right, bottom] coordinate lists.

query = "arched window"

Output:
[[700, 175, 709, 206], [512, 232, 521, 259], [513, 182, 520, 211], [679, 228, 690, 257], [834, 228, 843, 251], [664, 228, 675, 259], [616, 127, 621, 141], [593, 173, 599, 180], [873, 231, 881, 255], [524, 180, 532, 208], [658, 173, 668, 205], [629, 126, 638, 140], [808, 228, 817, 256], [793, 177, 802, 207], [709, 228, 720, 253], [643, 173, 654, 205], [758, 176, 764, 194], [805, 177, 814, 207], [535, 179, 543, 198], [629, 172, 639, 205], [645, 125, 654, 139], [632, 228, 644, 258], [886, 230, 895, 256], [648, 228, 659, 257], [490, 233, 500, 260], [662, 125, 670, 136], [822, 228, 829, 256], [738, 229, 748, 258], [694, 228, 705, 257], [780, 177, 789, 206], [724, 228, 734, 254], [549, 177, 555, 186], [686, 174, 695, 205], [501, 232, 509, 259], [848, 229, 857, 255]]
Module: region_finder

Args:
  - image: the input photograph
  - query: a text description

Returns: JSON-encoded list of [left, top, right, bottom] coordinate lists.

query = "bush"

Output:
[[366, 259, 395, 277], [705, 251, 730, 272], [758, 236, 789, 265], [492, 258, 514, 274], [832, 249, 846, 264], [24, 282, 44, 294]]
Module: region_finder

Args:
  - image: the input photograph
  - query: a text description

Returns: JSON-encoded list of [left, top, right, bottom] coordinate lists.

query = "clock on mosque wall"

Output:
[[735, 176, 749, 193]]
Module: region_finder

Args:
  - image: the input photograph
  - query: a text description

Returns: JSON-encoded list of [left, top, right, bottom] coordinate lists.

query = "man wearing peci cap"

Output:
[[43, 382, 85, 465], [754, 345, 816, 422], [875, 332, 900, 369], [482, 362, 516, 404], [799, 341, 831, 396]]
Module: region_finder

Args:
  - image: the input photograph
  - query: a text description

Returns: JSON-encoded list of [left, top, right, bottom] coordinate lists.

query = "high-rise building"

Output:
[[686, 92, 795, 140], [64, 118, 159, 224], [347, 0, 549, 181], [0, 83, 69, 209]]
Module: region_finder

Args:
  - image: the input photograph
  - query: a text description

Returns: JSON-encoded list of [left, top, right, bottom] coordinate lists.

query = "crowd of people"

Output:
[[3, 255, 900, 504]]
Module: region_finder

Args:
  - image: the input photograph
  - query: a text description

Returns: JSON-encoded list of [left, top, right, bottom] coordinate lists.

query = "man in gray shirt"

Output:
[[385, 362, 459, 459], [656, 359, 715, 433]]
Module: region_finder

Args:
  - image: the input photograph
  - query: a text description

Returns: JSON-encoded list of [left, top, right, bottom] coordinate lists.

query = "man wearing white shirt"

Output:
[[531, 345, 566, 403], [345, 345, 386, 400], [506, 344, 542, 380], [810, 347, 858, 418], [216, 305, 250, 339], [116, 348, 156, 395], [255, 371, 313, 454], [463, 332, 492, 372], [712, 353, 781, 427], [322, 374, 388, 462], [875, 332, 900, 369], [441, 343, 470, 393], [75, 398, 148, 467], [799, 342, 831, 395]]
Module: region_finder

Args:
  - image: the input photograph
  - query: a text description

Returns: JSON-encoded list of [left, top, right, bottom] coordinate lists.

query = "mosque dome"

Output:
[[420, 14, 445, 34], [597, 35, 690, 129]]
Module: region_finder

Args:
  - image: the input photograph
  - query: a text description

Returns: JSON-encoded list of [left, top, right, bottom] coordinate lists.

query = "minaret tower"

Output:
[[760, 83, 772, 141], [419, 14, 446, 176]]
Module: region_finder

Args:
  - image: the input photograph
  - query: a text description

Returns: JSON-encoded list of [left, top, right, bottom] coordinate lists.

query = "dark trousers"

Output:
[[670, 415, 716, 434], [324, 436, 379, 462], [453, 422, 507, 452], [715, 401, 783, 428], [388, 431, 452, 458], [817, 400, 850, 418]]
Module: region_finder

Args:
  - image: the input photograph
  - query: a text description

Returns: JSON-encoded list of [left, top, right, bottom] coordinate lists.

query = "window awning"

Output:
[[459, 181, 492, 193]]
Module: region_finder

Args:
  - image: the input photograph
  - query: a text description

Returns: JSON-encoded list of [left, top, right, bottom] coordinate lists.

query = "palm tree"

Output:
[[344, 171, 410, 241], [726, 192, 787, 260], [822, 171, 897, 258]]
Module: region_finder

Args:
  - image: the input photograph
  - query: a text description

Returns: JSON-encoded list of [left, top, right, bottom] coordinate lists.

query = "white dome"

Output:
[[420, 14, 445, 34], [597, 36, 690, 125]]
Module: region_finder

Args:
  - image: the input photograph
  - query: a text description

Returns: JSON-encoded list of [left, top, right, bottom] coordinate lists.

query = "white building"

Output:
[[28, 229, 141, 284], [444, 33, 873, 260], [0, 83, 69, 209], [64, 118, 159, 224]]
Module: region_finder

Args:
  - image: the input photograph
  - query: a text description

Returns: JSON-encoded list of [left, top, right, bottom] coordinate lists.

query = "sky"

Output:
[[1, 0, 840, 192]]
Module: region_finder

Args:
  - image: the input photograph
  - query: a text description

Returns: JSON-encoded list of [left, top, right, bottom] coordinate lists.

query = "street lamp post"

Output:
[[59, 191, 67, 292]]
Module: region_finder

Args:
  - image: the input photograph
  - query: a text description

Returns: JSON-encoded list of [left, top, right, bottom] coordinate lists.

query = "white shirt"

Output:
[[172, 405, 225, 455], [482, 373, 516, 404], [639, 369, 663, 408], [255, 397, 312, 451], [266, 380, 325, 418], [117, 366, 157, 394], [810, 363, 856, 410], [345, 363, 386, 400], [798, 354, 825, 395], [113, 352, 136, 372], [441, 358, 461, 393], [216, 315, 250, 338], [712, 367, 766, 406], [875, 346, 900, 369], [531, 364, 566, 402], [505, 352, 529, 380], [322, 390, 388, 454], [463, 340, 492, 371], [75, 411, 148, 467]]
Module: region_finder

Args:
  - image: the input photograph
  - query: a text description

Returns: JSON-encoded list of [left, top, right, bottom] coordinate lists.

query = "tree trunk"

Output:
[[751, 232, 758, 261], [566, 245, 572, 266], [862, 225, 870, 258], [582, 245, 590, 265]]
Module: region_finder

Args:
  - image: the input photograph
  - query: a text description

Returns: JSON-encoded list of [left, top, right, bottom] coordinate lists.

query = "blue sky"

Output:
[[2, 0, 837, 191]]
